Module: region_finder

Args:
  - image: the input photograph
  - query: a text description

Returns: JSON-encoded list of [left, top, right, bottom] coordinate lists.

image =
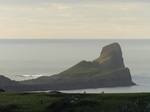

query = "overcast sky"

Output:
[[0, 0, 150, 39]]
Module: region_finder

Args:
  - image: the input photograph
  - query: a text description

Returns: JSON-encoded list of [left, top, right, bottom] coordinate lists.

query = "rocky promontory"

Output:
[[0, 42, 136, 91]]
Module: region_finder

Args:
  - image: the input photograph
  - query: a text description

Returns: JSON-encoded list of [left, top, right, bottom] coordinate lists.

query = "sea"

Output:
[[0, 39, 150, 93]]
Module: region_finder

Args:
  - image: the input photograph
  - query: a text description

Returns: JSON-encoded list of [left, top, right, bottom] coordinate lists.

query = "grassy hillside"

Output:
[[59, 60, 102, 75], [0, 92, 150, 112]]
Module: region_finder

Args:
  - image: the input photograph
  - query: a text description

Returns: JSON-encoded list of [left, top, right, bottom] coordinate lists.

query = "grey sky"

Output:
[[0, 0, 150, 39], [0, 0, 149, 4]]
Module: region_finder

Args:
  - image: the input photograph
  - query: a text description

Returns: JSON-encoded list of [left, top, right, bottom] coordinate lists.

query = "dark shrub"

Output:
[[0, 104, 19, 112], [45, 100, 74, 112], [75, 100, 99, 107], [0, 89, 5, 92]]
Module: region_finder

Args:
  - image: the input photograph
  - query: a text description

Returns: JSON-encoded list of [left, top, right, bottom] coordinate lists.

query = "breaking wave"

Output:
[[20, 74, 47, 78]]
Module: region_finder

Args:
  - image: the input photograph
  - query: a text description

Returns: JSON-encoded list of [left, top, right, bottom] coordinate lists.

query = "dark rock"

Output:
[[0, 42, 136, 91], [0, 75, 20, 86], [93, 42, 125, 70], [18, 42, 135, 91]]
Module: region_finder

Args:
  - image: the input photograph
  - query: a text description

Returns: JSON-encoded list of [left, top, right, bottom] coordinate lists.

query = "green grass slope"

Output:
[[59, 60, 102, 76], [55, 59, 135, 88], [0, 92, 150, 112]]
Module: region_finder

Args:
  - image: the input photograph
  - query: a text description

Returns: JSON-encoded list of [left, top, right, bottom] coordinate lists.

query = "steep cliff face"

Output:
[[19, 42, 136, 91], [93, 42, 125, 70]]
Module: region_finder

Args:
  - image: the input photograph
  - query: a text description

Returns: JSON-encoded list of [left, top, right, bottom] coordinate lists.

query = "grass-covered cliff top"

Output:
[[0, 92, 150, 112], [58, 42, 126, 78]]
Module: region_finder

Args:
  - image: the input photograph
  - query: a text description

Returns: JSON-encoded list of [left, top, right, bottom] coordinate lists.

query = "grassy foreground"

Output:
[[0, 91, 150, 112]]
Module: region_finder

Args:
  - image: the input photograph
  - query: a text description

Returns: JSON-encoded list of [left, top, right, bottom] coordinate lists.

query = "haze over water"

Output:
[[0, 39, 150, 93]]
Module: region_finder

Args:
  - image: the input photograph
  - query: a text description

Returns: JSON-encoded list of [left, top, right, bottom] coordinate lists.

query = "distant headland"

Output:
[[0, 42, 136, 92]]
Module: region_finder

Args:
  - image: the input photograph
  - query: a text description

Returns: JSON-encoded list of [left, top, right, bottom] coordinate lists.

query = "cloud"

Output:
[[0, 0, 150, 5], [57, 6, 70, 10], [0, 0, 150, 39], [110, 17, 137, 21]]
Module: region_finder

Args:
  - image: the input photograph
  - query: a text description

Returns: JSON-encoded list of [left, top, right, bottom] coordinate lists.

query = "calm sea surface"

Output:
[[0, 39, 150, 93]]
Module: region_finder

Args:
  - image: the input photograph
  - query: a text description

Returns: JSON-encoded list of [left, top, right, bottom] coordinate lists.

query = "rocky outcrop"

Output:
[[19, 42, 135, 91], [0, 42, 136, 91], [93, 42, 125, 70], [0, 75, 24, 92], [0, 75, 20, 86]]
